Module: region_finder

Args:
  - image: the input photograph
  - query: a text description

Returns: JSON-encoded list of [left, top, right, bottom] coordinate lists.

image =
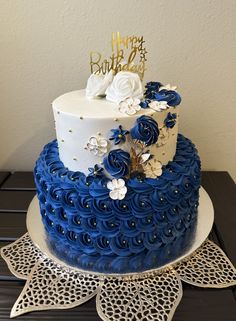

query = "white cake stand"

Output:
[[26, 186, 214, 278]]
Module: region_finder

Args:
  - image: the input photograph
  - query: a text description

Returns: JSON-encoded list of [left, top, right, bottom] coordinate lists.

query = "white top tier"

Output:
[[52, 90, 179, 174]]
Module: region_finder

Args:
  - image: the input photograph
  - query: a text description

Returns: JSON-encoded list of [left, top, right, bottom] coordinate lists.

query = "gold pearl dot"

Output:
[[162, 152, 165, 155], [172, 133, 175, 136]]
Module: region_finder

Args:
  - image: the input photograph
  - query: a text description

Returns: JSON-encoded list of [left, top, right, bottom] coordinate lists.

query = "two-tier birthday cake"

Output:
[[34, 34, 201, 273]]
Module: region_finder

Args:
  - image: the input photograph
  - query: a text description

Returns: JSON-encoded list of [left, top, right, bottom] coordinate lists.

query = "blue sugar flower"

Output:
[[130, 115, 159, 146], [104, 149, 131, 179], [88, 164, 104, 178], [154, 89, 181, 106], [164, 112, 177, 129], [109, 125, 129, 145], [139, 99, 151, 109]]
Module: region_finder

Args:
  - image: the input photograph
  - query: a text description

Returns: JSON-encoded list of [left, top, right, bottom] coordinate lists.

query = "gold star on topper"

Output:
[[90, 32, 147, 80]]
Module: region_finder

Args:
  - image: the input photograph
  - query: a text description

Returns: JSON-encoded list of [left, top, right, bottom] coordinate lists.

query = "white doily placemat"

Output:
[[1, 233, 236, 320]]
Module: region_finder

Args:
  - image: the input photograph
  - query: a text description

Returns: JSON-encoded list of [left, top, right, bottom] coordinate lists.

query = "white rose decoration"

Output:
[[105, 71, 143, 104], [86, 71, 113, 99]]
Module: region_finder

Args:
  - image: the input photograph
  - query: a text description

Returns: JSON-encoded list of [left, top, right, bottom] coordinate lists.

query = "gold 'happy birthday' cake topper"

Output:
[[90, 32, 147, 80]]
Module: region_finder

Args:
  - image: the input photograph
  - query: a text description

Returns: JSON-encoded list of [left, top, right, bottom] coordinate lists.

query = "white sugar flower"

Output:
[[144, 159, 162, 178], [86, 136, 108, 156], [107, 179, 127, 200], [149, 100, 169, 112], [106, 71, 143, 104], [86, 70, 113, 98], [159, 84, 177, 91], [119, 97, 141, 115]]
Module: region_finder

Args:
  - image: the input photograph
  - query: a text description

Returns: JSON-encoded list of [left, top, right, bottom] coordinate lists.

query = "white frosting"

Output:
[[105, 71, 143, 104], [52, 89, 179, 174]]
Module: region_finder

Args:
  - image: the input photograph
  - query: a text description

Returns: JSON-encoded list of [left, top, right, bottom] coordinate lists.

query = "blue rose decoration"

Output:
[[155, 89, 181, 106], [164, 112, 177, 128], [103, 149, 130, 178], [130, 115, 159, 146]]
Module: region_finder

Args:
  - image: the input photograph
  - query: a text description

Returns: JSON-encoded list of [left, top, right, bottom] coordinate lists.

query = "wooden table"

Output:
[[0, 171, 235, 321]]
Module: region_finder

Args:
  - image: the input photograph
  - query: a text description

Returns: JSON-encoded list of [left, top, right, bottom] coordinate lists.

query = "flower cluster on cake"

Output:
[[34, 33, 201, 273]]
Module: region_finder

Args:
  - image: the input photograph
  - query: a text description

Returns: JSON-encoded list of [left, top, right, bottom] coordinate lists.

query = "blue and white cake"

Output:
[[34, 71, 201, 273]]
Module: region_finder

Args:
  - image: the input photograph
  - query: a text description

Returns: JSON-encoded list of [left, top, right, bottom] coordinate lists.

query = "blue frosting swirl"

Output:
[[130, 115, 159, 146], [103, 149, 130, 178], [155, 89, 181, 106], [34, 134, 201, 273]]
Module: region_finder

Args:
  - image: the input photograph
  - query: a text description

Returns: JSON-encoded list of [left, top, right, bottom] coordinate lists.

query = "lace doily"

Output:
[[1, 233, 236, 320]]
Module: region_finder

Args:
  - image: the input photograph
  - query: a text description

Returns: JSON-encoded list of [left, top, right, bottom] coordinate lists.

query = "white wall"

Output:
[[1, 0, 236, 180]]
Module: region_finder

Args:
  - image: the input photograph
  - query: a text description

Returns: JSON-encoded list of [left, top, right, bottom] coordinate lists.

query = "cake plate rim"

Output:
[[26, 186, 214, 278]]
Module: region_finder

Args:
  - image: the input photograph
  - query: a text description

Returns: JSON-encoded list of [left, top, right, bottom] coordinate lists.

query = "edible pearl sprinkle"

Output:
[[162, 152, 165, 155], [61, 139, 64, 142], [80, 116, 83, 120], [73, 157, 77, 161], [69, 129, 72, 133], [114, 118, 119, 121]]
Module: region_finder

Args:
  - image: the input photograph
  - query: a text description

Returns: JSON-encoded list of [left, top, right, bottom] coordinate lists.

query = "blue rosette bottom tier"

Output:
[[34, 134, 201, 273]]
